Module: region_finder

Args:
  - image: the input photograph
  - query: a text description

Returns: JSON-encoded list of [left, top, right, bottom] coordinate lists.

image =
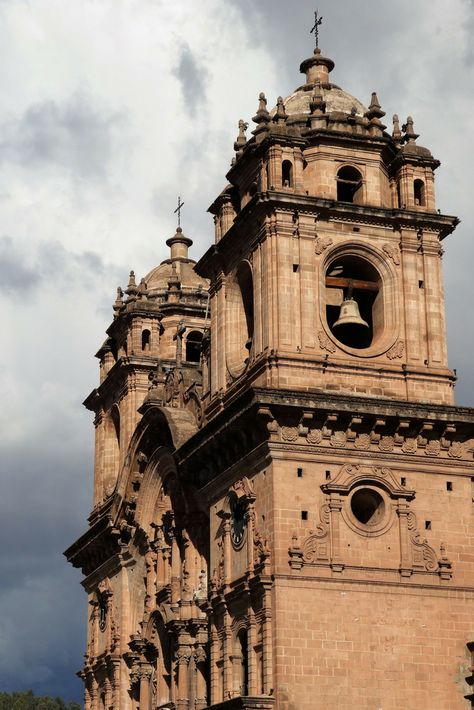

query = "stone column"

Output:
[[138, 667, 151, 710], [397, 501, 413, 578], [176, 647, 191, 710], [195, 645, 207, 709], [248, 611, 257, 696]]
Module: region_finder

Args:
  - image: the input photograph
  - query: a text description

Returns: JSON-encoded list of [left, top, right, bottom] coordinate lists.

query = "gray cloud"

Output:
[[0, 236, 41, 294], [0, 92, 126, 180], [172, 44, 209, 112], [0, 236, 112, 299]]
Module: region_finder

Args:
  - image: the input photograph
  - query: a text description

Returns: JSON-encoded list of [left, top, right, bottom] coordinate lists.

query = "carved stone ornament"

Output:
[[318, 330, 336, 353], [402, 438, 417, 454], [164, 368, 184, 407], [281, 426, 298, 442], [382, 243, 401, 265], [330, 431, 347, 448], [387, 340, 404, 360], [379, 435, 394, 452], [314, 235, 333, 255], [425, 439, 441, 457], [232, 476, 256, 503], [407, 511, 439, 572], [354, 433, 371, 450], [307, 428, 323, 445], [448, 441, 464, 459]]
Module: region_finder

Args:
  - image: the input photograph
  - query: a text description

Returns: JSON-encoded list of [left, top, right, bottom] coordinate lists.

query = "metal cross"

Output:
[[174, 196, 184, 228], [310, 10, 323, 49]]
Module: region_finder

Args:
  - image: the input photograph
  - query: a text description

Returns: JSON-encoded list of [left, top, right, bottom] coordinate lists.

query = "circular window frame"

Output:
[[342, 485, 393, 537], [319, 241, 400, 358]]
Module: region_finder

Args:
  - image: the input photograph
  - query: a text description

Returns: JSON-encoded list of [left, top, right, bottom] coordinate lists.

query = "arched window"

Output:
[[414, 179, 425, 206], [141, 329, 151, 352], [282, 160, 293, 188], [185, 330, 203, 363], [226, 262, 254, 378], [336, 165, 363, 203]]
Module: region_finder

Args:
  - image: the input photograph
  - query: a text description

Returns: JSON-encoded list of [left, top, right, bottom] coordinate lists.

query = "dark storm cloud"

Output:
[[0, 427, 91, 701], [172, 44, 209, 112], [0, 92, 126, 180]]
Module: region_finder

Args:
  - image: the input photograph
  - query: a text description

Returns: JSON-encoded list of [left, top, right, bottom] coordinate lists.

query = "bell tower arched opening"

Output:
[[325, 255, 381, 350], [336, 165, 363, 203]]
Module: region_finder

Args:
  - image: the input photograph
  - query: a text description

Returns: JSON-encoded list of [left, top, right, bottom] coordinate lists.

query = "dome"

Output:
[[144, 259, 208, 295], [270, 47, 368, 123], [274, 84, 368, 121], [144, 227, 208, 297]]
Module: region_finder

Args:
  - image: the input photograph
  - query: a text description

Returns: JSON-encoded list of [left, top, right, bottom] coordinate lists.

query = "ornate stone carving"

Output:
[[281, 426, 298, 442], [317, 330, 336, 353], [307, 428, 323, 445], [407, 512, 439, 572], [387, 340, 404, 359], [402, 438, 417, 454], [379, 436, 394, 452], [314, 235, 333, 255], [354, 433, 371, 450], [425, 439, 441, 457], [330, 431, 347, 448], [382, 243, 400, 265], [448, 441, 464, 459]]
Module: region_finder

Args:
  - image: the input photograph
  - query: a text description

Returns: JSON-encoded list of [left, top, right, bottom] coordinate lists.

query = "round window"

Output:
[[350, 488, 385, 527]]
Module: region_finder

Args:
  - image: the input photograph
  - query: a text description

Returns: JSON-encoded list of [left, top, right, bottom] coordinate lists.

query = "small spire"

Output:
[[273, 96, 288, 125], [392, 114, 402, 140], [300, 47, 335, 85], [113, 286, 123, 317], [233, 119, 248, 157], [366, 92, 385, 119], [137, 278, 148, 300], [125, 271, 138, 300], [252, 92, 271, 125], [402, 115, 419, 143]]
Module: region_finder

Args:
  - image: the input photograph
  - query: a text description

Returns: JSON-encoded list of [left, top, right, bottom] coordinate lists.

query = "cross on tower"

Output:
[[310, 10, 323, 49], [174, 196, 185, 228]]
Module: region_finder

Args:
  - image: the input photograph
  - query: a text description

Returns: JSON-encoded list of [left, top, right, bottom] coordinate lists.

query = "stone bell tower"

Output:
[[184, 42, 474, 709], [67, 30, 474, 710]]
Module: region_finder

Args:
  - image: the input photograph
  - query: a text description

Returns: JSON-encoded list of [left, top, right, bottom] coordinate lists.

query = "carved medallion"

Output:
[[282, 426, 298, 442], [307, 428, 323, 445]]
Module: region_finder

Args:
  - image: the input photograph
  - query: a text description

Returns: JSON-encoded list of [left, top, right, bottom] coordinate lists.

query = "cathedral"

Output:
[[66, 31, 474, 710]]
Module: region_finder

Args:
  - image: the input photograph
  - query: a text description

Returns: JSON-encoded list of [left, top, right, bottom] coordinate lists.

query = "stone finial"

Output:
[[310, 81, 326, 115], [273, 96, 288, 125], [367, 92, 385, 118], [113, 286, 123, 317], [252, 92, 271, 124], [233, 119, 248, 156], [365, 92, 386, 134], [125, 271, 138, 300], [402, 115, 419, 143], [392, 113, 402, 140], [137, 278, 148, 299]]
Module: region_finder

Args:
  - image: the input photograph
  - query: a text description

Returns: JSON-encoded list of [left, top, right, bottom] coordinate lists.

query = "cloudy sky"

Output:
[[2, 0, 474, 703]]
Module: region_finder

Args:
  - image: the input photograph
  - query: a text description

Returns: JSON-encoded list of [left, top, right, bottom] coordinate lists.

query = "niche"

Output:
[[336, 165, 363, 204], [325, 255, 382, 349]]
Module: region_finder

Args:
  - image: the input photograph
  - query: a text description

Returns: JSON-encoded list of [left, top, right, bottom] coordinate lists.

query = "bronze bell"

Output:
[[333, 297, 369, 329]]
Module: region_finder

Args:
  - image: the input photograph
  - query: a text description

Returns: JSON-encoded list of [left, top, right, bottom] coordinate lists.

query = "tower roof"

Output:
[[270, 47, 368, 123]]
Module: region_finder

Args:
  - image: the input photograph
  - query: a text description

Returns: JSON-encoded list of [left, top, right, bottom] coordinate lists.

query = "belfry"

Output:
[[66, 29, 474, 710]]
